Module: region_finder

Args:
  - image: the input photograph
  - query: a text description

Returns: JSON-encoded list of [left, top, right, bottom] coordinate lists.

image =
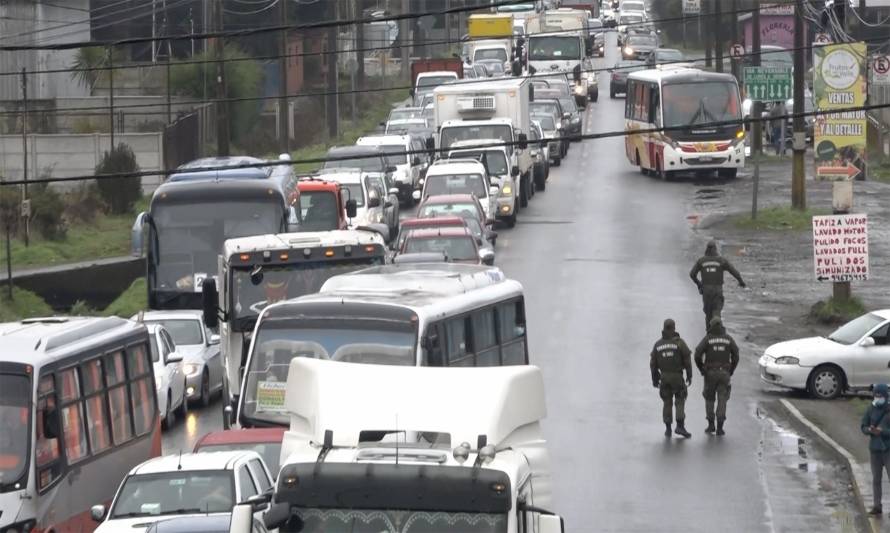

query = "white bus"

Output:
[[624, 68, 745, 179], [0, 317, 161, 533], [236, 264, 529, 427]]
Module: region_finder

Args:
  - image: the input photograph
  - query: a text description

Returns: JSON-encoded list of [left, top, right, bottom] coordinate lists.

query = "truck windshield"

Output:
[[528, 36, 581, 61], [662, 81, 741, 128], [299, 191, 340, 232], [379, 145, 409, 166], [0, 373, 30, 492], [293, 508, 507, 532], [440, 125, 512, 150], [417, 75, 456, 90], [152, 200, 284, 295], [242, 316, 417, 425], [230, 258, 384, 330], [474, 48, 508, 63]]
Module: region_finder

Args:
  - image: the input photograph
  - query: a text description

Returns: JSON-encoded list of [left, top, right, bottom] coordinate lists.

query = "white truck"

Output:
[[227, 358, 564, 533], [526, 10, 598, 106], [433, 78, 535, 209]]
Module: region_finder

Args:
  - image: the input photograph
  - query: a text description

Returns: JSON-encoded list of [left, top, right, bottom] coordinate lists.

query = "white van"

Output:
[[415, 159, 498, 222]]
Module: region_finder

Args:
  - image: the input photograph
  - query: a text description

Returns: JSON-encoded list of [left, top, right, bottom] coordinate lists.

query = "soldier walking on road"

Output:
[[689, 240, 746, 331], [694, 317, 739, 436], [651, 319, 693, 439], [861, 384, 890, 515]]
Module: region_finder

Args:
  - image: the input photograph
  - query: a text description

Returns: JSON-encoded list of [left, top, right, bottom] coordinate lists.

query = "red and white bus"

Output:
[[0, 317, 161, 533], [624, 68, 745, 179]]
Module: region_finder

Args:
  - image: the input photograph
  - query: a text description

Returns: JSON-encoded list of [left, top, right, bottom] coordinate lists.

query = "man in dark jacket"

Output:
[[650, 319, 693, 438], [689, 240, 746, 331], [862, 383, 890, 515], [694, 317, 739, 436]]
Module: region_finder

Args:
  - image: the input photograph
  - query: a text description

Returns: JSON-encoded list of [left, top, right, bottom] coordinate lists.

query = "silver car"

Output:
[[140, 310, 223, 407]]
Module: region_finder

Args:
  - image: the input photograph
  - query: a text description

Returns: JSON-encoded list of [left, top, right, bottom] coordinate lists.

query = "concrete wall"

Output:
[[0, 133, 164, 191]]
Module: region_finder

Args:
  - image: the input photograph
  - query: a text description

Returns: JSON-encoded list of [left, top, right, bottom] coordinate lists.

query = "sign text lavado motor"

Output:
[[812, 214, 869, 283]]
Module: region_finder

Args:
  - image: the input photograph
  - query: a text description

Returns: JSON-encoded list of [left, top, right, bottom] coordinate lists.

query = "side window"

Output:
[[872, 324, 890, 346], [105, 350, 134, 445], [248, 459, 272, 493], [36, 374, 62, 491], [162, 330, 176, 356], [649, 86, 661, 125], [81, 358, 111, 454], [625, 80, 635, 118], [445, 318, 470, 366], [238, 465, 259, 500], [636, 83, 650, 122], [472, 309, 500, 366], [59, 368, 88, 463], [127, 344, 156, 436], [424, 323, 445, 367], [498, 299, 528, 365]]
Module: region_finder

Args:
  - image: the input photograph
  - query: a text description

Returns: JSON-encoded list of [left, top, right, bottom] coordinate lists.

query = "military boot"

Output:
[[716, 419, 726, 436], [664, 423, 672, 437], [674, 421, 691, 439], [705, 418, 716, 434]]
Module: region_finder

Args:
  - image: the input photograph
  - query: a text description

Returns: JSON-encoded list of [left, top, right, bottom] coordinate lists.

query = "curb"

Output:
[[778, 399, 877, 533]]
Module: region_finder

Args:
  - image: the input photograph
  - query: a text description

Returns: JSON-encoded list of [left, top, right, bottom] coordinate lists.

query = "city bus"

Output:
[[236, 263, 528, 427], [0, 317, 160, 533], [132, 156, 301, 311], [199, 230, 388, 424], [624, 68, 745, 179]]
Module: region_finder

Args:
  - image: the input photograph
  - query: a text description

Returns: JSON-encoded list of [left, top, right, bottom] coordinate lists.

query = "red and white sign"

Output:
[[729, 44, 745, 59], [816, 162, 862, 180], [874, 55, 890, 85], [813, 214, 869, 282]]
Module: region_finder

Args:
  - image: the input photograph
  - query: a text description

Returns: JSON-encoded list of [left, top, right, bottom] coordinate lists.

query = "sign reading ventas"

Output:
[[812, 213, 869, 282]]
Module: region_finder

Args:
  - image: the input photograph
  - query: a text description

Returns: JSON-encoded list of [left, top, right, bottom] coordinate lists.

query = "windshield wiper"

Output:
[[111, 512, 152, 519], [167, 508, 204, 515]]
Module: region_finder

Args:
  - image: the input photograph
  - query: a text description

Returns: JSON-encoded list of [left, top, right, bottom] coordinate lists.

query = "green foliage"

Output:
[[0, 187, 19, 235], [29, 183, 66, 240], [70, 46, 125, 93], [0, 287, 54, 321], [733, 207, 829, 231], [64, 183, 105, 223], [170, 44, 263, 144], [809, 296, 867, 325], [95, 143, 142, 215], [102, 278, 147, 317], [69, 300, 95, 316]]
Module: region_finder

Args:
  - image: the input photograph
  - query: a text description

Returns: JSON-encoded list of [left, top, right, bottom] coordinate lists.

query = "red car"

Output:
[[193, 428, 285, 476], [400, 227, 493, 265], [395, 216, 470, 250]]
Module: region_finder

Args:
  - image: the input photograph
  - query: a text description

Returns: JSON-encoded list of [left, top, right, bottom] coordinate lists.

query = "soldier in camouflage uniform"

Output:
[[689, 240, 746, 331], [650, 319, 693, 438], [694, 317, 740, 436]]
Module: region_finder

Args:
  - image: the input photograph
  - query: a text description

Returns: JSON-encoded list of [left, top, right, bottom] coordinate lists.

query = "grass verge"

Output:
[[0, 286, 54, 321], [871, 162, 890, 183], [102, 277, 147, 318], [809, 296, 866, 325], [733, 206, 829, 231]]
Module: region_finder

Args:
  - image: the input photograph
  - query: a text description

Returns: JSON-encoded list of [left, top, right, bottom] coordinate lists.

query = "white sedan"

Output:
[[147, 324, 187, 428], [760, 310, 890, 399]]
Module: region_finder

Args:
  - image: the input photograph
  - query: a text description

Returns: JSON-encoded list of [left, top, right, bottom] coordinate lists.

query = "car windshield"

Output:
[[558, 97, 577, 113], [378, 144, 408, 166], [293, 508, 507, 532], [386, 121, 428, 134], [761, 48, 793, 66], [322, 153, 384, 172], [662, 81, 742, 128], [196, 443, 282, 476], [405, 236, 477, 261], [152, 200, 284, 293], [243, 316, 417, 425], [299, 191, 340, 232], [230, 258, 383, 330], [828, 313, 885, 345], [531, 102, 560, 118], [475, 48, 508, 62], [440, 125, 512, 150], [0, 373, 30, 491], [628, 35, 656, 47], [534, 115, 556, 130], [416, 75, 456, 90], [111, 471, 234, 518], [418, 203, 480, 221], [145, 320, 203, 346], [388, 108, 421, 121], [450, 150, 508, 176], [658, 49, 684, 62], [528, 36, 581, 61], [620, 14, 643, 24], [340, 184, 365, 207], [425, 174, 487, 198]]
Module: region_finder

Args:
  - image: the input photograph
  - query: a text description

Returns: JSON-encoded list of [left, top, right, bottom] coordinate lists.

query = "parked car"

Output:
[[141, 310, 223, 407], [147, 324, 187, 429], [194, 428, 286, 479], [92, 452, 274, 533], [400, 227, 494, 265], [759, 310, 890, 399]]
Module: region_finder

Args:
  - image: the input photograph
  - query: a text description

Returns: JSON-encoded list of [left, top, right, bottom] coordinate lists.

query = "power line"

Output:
[[3, 0, 143, 44], [2, 100, 887, 187]]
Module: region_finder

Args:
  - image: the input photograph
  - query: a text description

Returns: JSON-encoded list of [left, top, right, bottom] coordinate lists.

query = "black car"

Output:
[[622, 33, 658, 60], [609, 60, 645, 98]]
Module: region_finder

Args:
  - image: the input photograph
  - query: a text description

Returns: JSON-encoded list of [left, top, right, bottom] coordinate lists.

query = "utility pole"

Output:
[[704, 0, 712, 68], [714, 0, 723, 73], [108, 47, 115, 151], [356, 6, 365, 89], [278, 0, 290, 154], [20, 68, 29, 246], [326, 0, 339, 138], [751, 0, 762, 219], [214, 1, 230, 156], [791, 0, 806, 210], [401, 0, 410, 79]]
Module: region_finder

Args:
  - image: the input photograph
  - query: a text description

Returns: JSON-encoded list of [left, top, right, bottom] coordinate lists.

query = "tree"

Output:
[[95, 143, 142, 215], [70, 46, 125, 94]]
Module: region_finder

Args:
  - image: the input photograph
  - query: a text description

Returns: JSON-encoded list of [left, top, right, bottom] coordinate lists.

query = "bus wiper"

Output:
[[686, 102, 718, 127]]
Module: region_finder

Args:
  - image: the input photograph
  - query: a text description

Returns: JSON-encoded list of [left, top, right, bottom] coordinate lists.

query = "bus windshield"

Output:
[[0, 373, 30, 491], [243, 316, 417, 425], [230, 258, 384, 330], [299, 191, 340, 232], [528, 36, 581, 61], [440, 125, 512, 150], [152, 200, 284, 295], [293, 508, 507, 532], [474, 48, 508, 63], [662, 81, 741, 128], [111, 471, 234, 517]]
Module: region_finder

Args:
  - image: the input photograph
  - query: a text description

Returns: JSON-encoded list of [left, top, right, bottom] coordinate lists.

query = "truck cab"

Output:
[[296, 178, 353, 231], [526, 29, 598, 107]]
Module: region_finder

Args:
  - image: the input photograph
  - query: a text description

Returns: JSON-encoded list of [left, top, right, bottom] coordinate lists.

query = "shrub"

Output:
[[29, 182, 66, 240], [64, 183, 105, 223], [95, 143, 142, 215], [0, 186, 20, 236]]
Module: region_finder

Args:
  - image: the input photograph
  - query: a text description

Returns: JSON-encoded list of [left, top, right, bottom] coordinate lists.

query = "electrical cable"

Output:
[[224, 0, 282, 17]]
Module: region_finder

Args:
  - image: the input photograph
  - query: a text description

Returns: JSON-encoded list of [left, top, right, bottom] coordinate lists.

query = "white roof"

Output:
[[284, 358, 546, 447], [0, 317, 144, 367], [426, 160, 487, 177], [320, 264, 508, 296], [448, 139, 507, 151], [314, 170, 364, 184], [434, 77, 527, 96], [223, 230, 384, 258], [356, 134, 411, 147], [440, 118, 514, 128], [140, 310, 204, 322], [129, 451, 259, 476]]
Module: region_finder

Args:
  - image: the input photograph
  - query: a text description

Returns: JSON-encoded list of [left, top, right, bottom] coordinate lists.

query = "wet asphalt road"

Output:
[[161, 79, 864, 531]]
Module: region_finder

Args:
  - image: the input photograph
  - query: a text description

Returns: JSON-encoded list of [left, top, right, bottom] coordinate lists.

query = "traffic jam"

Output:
[[1, 0, 794, 532]]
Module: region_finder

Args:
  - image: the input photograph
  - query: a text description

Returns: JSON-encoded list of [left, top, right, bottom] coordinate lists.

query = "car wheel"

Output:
[[519, 176, 529, 208], [505, 213, 516, 228], [176, 383, 188, 419], [610, 89, 616, 99], [718, 168, 738, 179], [535, 167, 546, 191], [552, 157, 561, 167], [808, 365, 844, 400], [656, 160, 673, 181], [162, 391, 174, 430], [199, 370, 211, 408]]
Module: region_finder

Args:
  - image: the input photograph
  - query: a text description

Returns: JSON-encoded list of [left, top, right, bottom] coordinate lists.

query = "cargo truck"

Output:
[[467, 13, 514, 38]]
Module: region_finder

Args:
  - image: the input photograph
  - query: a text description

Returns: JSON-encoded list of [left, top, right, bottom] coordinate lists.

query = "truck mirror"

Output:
[[425, 137, 435, 151], [518, 133, 528, 150], [367, 192, 381, 209], [511, 60, 522, 76], [264, 502, 295, 530], [130, 212, 146, 257], [511, 166, 520, 177], [202, 278, 219, 330], [346, 198, 358, 219], [229, 503, 254, 533], [572, 64, 582, 82], [539, 515, 565, 533]]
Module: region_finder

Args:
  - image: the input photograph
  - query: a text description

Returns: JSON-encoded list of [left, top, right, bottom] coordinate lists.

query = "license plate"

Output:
[[699, 157, 713, 162]]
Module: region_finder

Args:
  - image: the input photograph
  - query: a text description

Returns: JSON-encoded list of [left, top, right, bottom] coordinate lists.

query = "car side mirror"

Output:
[[409, 88, 415, 97], [511, 59, 522, 76], [209, 334, 220, 346], [388, 187, 400, 196], [425, 137, 435, 151], [412, 190, 422, 202], [480, 250, 495, 266], [861, 337, 877, 348], [130, 211, 147, 257], [489, 185, 500, 196], [345, 198, 358, 219], [511, 166, 520, 177], [166, 351, 183, 364], [412, 156, 421, 166], [563, 112, 571, 120], [385, 165, 398, 173], [202, 278, 219, 330], [91, 505, 107, 522]]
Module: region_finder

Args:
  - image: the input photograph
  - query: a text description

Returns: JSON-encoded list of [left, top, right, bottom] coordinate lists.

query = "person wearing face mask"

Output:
[[862, 383, 890, 515]]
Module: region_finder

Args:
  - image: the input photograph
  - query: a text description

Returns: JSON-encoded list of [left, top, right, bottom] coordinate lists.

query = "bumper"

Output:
[[569, 121, 582, 135], [758, 355, 810, 390], [496, 194, 516, 216], [611, 80, 627, 92], [396, 181, 414, 200], [547, 141, 561, 155], [664, 144, 746, 171]]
